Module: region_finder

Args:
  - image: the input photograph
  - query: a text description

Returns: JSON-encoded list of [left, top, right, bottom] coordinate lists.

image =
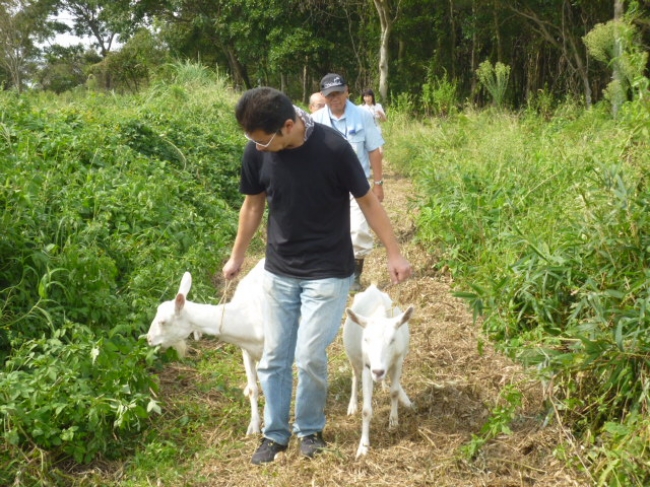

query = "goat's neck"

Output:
[[181, 301, 222, 336], [184, 300, 258, 349]]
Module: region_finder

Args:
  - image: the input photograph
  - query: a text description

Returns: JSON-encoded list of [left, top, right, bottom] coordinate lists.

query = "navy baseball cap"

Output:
[[320, 73, 348, 96]]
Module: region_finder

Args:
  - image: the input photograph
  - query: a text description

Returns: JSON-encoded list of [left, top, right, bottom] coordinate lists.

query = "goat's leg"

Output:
[[347, 363, 361, 415], [398, 384, 412, 408], [388, 357, 412, 429], [356, 367, 374, 458], [241, 350, 260, 435], [393, 357, 412, 408]]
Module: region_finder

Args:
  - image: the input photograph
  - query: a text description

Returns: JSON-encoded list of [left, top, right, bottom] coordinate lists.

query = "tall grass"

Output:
[[386, 97, 650, 484]]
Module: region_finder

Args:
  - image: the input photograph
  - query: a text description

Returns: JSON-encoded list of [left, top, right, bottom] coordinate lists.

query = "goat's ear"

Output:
[[178, 272, 192, 297], [346, 308, 368, 328], [396, 306, 415, 328], [174, 293, 186, 313]]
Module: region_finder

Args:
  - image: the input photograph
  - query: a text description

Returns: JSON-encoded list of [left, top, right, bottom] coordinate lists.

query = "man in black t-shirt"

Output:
[[222, 87, 411, 465]]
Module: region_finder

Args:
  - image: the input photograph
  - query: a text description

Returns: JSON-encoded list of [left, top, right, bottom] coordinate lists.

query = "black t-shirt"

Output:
[[240, 123, 370, 279]]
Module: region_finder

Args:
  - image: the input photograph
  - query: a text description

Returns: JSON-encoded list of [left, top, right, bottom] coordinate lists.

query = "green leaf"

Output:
[[146, 399, 161, 415], [91, 347, 100, 365]]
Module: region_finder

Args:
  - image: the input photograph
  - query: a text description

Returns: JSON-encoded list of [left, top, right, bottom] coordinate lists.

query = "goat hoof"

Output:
[[355, 445, 369, 459], [246, 425, 261, 435]]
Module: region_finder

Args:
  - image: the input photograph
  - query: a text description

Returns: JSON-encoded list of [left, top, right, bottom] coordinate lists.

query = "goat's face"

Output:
[[347, 306, 414, 383], [146, 272, 194, 350]]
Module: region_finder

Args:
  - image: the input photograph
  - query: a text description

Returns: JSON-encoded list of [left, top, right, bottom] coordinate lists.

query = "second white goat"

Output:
[[343, 284, 415, 458], [146, 259, 265, 435]]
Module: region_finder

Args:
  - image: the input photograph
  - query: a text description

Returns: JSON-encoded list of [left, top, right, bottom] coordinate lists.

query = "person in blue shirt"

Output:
[[312, 73, 386, 291]]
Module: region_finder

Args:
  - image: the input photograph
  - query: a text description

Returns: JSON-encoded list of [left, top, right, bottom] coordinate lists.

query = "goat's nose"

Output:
[[372, 369, 385, 380]]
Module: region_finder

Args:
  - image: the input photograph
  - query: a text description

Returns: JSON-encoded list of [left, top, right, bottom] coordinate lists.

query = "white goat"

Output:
[[146, 259, 265, 435], [343, 284, 415, 458]]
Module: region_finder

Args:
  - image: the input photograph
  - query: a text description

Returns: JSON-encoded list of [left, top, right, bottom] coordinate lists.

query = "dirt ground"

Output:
[[155, 162, 593, 486]]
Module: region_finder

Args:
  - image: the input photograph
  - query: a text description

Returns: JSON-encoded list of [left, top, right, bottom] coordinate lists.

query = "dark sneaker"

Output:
[[251, 438, 288, 465], [300, 432, 327, 458]]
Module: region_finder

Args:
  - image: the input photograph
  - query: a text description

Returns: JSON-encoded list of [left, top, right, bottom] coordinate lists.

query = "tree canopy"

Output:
[[1, 0, 649, 107]]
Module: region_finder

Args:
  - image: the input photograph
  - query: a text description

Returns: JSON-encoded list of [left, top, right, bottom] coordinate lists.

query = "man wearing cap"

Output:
[[312, 73, 385, 291]]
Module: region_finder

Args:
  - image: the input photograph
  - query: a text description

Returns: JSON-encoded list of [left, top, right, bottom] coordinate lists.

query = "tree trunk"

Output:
[[225, 46, 251, 90], [612, 0, 624, 117], [372, 0, 395, 101], [0, 4, 25, 92], [470, 0, 478, 101], [449, 0, 456, 79], [343, 3, 365, 89], [302, 62, 308, 105], [494, 9, 502, 63], [510, 2, 592, 108]]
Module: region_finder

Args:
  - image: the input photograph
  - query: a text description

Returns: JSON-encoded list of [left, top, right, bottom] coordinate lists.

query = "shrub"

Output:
[[1, 322, 160, 464], [422, 71, 458, 117], [0, 69, 243, 479], [476, 60, 511, 108]]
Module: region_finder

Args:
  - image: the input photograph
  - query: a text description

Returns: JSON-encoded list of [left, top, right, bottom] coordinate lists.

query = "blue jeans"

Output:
[[259, 270, 352, 445]]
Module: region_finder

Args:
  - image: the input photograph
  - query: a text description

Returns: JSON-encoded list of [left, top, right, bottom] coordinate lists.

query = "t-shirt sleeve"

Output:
[[239, 143, 265, 195]]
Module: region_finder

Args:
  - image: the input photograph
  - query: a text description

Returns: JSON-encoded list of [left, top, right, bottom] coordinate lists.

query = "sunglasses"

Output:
[[244, 131, 278, 148]]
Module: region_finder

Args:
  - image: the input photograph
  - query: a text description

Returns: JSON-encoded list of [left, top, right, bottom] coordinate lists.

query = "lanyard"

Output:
[[328, 108, 348, 138]]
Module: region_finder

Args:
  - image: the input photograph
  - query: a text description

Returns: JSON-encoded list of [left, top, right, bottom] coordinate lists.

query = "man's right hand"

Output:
[[223, 258, 244, 280]]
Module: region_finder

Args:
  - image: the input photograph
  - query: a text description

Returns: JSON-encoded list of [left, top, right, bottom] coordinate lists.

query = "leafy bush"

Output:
[[86, 29, 172, 93], [0, 67, 244, 479], [422, 70, 458, 116], [1, 78, 241, 344], [1, 323, 160, 464], [583, 17, 649, 105], [476, 60, 511, 108]]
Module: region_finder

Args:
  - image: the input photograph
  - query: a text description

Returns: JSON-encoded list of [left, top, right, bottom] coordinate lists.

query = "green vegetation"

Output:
[[387, 89, 650, 485], [1, 66, 242, 484], [2, 57, 650, 484], [476, 61, 511, 108]]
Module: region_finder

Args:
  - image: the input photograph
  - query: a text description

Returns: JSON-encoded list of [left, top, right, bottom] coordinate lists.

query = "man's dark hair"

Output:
[[235, 87, 296, 134]]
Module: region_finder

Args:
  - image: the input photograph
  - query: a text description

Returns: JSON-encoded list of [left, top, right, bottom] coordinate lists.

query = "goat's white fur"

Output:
[[343, 284, 414, 458], [146, 260, 265, 435]]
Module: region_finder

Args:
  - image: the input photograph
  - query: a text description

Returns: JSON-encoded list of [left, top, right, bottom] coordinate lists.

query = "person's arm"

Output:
[[376, 104, 387, 122], [369, 148, 384, 202], [223, 193, 266, 280], [355, 190, 411, 284]]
